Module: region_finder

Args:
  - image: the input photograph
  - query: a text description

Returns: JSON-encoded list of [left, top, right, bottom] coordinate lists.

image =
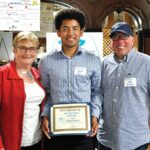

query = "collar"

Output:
[[8, 61, 40, 80], [58, 46, 83, 58], [113, 49, 135, 63], [8, 61, 20, 79]]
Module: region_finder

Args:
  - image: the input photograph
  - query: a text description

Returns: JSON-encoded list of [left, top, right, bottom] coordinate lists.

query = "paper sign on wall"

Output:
[[0, 0, 40, 31]]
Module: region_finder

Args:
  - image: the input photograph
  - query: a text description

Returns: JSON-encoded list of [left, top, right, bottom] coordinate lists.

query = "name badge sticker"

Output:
[[74, 67, 87, 76], [124, 78, 137, 87]]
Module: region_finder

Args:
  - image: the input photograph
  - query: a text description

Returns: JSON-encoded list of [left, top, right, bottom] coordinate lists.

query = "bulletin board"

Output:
[[0, 0, 40, 31]]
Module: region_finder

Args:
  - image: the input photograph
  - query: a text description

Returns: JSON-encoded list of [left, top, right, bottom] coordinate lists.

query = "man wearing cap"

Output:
[[97, 22, 150, 150]]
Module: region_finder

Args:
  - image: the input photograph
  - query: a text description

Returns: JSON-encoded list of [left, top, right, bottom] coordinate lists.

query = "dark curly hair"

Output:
[[55, 8, 86, 30]]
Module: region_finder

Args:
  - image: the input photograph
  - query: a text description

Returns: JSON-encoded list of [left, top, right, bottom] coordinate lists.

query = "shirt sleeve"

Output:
[[91, 57, 103, 119], [0, 67, 2, 106], [0, 69, 4, 149], [38, 57, 51, 116], [0, 136, 4, 149], [41, 100, 51, 117]]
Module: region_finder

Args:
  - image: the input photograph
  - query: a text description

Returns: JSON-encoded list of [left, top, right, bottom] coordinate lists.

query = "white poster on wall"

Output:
[[0, 0, 40, 31], [0, 32, 13, 61], [44, 32, 103, 59]]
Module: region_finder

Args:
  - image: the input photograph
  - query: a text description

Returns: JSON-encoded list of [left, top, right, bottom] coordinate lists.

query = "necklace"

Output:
[[19, 70, 34, 80]]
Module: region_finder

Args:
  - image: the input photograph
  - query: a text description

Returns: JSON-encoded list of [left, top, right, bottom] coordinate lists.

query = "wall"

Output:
[[42, 0, 150, 54]]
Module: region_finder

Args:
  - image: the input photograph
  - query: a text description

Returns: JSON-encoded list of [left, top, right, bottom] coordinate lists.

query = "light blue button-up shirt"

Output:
[[97, 49, 150, 150], [39, 47, 102, 119]]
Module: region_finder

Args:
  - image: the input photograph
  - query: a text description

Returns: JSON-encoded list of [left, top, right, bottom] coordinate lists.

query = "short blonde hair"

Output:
[[13, 31, 39, 49]]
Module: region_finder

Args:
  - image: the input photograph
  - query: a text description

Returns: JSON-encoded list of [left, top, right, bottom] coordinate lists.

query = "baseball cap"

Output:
[[110, 22, 133, 37]]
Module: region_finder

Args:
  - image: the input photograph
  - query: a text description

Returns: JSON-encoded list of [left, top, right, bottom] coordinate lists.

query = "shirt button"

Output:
[[114, 99, 116, 102], [115, 86, 118, 89], [118, 74, 120, 77]]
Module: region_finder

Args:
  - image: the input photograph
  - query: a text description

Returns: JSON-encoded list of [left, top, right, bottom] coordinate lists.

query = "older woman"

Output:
[[0, 31, 45, 150]]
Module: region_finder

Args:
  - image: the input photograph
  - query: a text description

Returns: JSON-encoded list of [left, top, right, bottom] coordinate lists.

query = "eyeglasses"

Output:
[[16, 46, 37, 53], [110, 34, 130, 41]]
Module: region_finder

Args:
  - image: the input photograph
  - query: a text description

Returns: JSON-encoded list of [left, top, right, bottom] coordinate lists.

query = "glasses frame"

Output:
[[16, 46, 37, 53], [110, 34, 130, 41]]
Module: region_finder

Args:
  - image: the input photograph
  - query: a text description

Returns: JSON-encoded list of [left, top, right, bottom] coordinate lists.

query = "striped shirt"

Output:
[[39, 47, 102, 118], [97, 49, 150, 150]]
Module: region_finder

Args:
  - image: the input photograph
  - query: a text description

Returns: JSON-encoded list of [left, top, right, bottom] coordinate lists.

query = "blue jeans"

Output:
[[98, 142, 149, 150]]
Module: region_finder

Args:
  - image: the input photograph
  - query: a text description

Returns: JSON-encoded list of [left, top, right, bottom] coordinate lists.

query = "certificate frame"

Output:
[[49, 103, 91, 136]]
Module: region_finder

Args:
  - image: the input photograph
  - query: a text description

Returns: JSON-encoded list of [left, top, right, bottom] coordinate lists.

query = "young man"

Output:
[[97, 22, 150, 150], [39, 8, 101, 150]]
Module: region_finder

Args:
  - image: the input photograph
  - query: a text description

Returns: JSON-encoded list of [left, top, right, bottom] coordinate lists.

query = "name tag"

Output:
[[74, 67, 87, 76], [124, 78, 136, 87]]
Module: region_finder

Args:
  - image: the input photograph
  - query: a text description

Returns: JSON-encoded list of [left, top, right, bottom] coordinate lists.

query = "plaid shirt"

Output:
[[39, 47, 102, 118], [97, 49, 150, 150]]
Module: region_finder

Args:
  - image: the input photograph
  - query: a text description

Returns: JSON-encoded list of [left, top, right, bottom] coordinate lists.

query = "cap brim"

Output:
[[110, 30, 130, 37]]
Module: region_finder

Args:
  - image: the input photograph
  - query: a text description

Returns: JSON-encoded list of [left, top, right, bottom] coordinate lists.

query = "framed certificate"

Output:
[[50, 103, 91, 136]]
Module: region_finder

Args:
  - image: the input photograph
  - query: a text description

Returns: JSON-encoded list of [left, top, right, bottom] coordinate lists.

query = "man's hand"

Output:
[[42, 116, 51, 139], [90, 116, 99, 137]]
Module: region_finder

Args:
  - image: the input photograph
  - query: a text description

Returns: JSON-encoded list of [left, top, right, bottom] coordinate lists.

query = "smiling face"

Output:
[[57, 19, 84, 53], [111, 32, 134, 59], [13, 40, 37, 67]]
